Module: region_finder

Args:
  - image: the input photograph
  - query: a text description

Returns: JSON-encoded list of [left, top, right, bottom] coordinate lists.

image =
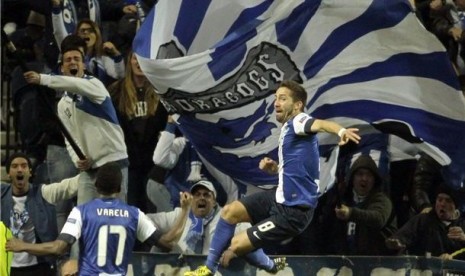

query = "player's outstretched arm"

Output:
[[310, 119, 360, 145], [337, 128, 360, 146]]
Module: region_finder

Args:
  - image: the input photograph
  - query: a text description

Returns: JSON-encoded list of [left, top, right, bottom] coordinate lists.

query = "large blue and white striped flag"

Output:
[[134, 0, 465, 192]]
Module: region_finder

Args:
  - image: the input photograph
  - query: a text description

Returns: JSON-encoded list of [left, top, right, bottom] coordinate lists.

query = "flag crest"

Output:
[[134, 0, 465, 190]]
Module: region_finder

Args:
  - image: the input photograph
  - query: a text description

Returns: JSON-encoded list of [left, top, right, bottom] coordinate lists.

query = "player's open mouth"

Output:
[[197, 203, 207, 209], [16, 175, 24, 181]]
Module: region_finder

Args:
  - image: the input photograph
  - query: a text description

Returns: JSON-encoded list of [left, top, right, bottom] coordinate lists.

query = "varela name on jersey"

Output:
[[96, 208, 129, 217]]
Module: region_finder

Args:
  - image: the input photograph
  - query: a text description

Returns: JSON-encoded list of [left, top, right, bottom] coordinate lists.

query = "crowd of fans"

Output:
[[1, 0, 465, 275]]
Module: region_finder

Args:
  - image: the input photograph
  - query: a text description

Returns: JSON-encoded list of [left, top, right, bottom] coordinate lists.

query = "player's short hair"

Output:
[[279, 80, 307, 111], [95, 162, 122, 195]]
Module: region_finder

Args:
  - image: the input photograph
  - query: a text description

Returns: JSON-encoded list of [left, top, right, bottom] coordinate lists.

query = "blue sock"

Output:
[[205, 217, 236, 273], [243, 248, 274, 271]]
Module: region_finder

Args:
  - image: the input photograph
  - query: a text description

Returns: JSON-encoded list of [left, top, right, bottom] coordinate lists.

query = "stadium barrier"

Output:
[[130, 253, 465, 276]]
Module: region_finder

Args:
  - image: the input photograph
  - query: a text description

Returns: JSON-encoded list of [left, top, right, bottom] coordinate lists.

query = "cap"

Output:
[[190, 179, 217, 198]]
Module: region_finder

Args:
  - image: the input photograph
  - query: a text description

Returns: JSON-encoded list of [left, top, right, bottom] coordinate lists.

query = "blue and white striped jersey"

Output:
[[276, 113, 319, 208], [61, 198, 156, 275]]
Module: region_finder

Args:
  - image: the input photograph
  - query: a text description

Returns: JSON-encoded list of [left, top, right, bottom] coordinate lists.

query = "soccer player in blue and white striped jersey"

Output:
[[185, 80, 360, 276], [6, 162, 190, 276]]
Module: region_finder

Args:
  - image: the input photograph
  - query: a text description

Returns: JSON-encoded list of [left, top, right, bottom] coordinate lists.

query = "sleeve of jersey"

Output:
[[293, 113, 315, 135], [59, 207, 82, 242], [136, 210, 157, 242]]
